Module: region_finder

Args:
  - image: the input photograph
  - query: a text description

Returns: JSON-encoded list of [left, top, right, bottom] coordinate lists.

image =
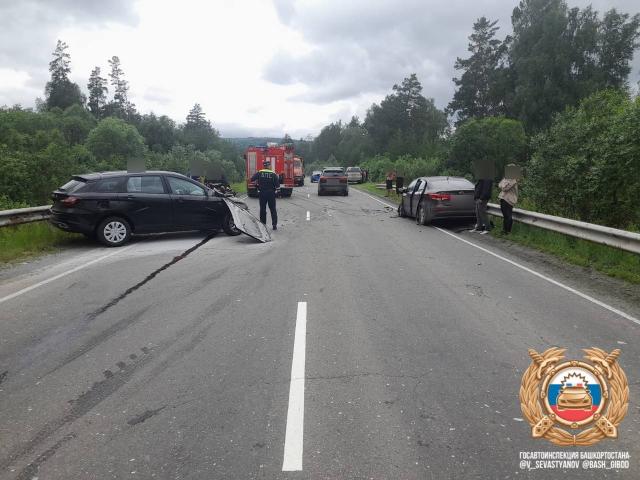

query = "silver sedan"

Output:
[[398, 176, 476, 225]]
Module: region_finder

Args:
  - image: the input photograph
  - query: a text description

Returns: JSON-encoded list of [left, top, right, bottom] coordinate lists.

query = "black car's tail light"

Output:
[[61, 196, 80, 207], [339, 178, 348, 184], [319, 178, 327, 183]]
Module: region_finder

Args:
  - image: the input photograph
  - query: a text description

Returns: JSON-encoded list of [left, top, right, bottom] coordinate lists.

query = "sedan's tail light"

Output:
[[427, 193, 451, 201], [319, 178, 327, 183], [61, 196, 80, 207], [339, 178, 347, 184]]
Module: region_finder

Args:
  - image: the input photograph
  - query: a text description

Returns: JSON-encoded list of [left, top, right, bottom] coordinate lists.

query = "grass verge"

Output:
[[230, 181, 247, 195], [353, 183, 401, 204], [0, 222, 83, 265], [491, 218, 640, 284]]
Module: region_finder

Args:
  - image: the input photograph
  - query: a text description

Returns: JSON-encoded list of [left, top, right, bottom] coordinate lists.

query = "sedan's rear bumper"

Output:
[[318, 184, 348, 193]]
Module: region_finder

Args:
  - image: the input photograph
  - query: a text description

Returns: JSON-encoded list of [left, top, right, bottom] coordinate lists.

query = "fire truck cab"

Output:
[[245, 143, 294, 198]]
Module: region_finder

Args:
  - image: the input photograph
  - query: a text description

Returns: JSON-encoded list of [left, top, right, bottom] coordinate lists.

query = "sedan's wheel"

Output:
[[97, 217, 131, 247], [416, 203, 428, 225], [223, 212, 242, 236], [343, 190, 349, 196]]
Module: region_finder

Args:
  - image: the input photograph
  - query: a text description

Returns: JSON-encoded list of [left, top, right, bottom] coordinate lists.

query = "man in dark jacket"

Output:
[[471, 178, 493, 233], [250, 160, 280, 230]]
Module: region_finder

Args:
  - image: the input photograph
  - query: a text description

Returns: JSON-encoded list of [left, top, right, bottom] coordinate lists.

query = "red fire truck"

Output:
[[293, 156, 304, 186], [245, 143, 295, 198]]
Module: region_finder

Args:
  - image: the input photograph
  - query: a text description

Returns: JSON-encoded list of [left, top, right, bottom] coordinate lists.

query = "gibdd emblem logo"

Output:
[[520, 348, 629, 446]]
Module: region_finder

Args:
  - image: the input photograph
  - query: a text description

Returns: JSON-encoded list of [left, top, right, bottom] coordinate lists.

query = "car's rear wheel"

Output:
[[416, 203, 429, 225], [97, 217, 131, 247], [343, 190, 349, 196], [223, 212, 241, 236]]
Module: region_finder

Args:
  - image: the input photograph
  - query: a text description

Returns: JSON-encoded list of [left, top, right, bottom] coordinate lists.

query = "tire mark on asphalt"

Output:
[[87, 232, 217, 321], [0, 348, 153, 473], [0, 370, 7, 386], [45, 306, 150, 377], [127, 405, 166, 426], [13, 433, 76, 480]]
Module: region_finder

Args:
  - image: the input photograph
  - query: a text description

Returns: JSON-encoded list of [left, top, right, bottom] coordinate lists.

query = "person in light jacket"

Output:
[[498, 178, 518, 234]]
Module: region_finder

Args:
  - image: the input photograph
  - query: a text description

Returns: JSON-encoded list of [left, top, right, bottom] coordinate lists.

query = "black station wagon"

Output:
[[50, 171, 242, 246]]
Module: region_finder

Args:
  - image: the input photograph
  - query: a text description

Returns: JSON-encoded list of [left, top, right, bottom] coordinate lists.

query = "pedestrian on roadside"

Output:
[[498, 177, 518, 234], [250, 160, 280, 230], [385, 170, 395, 197], [470, 178, 493, 234]]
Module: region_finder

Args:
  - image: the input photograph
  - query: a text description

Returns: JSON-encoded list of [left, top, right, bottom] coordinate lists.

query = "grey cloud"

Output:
[[265, 0, 640, 108], [0, 0, 138, 104]]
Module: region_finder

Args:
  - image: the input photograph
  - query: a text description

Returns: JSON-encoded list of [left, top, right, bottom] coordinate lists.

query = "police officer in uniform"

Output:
[[250, 160, 279, 230]]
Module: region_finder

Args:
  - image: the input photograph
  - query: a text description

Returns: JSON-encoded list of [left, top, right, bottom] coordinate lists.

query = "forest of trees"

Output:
[[1, 0, 639, 229], [0, 41, 243, 208]]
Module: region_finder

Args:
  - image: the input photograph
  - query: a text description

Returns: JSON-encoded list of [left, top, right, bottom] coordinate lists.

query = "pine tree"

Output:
[[183, 103, 219, 151], [108, 56, 129, 115], [448, 17, 507, 123], [87, 67, 108, 118], [44, 40, 84, 110], [186, 103, 207, 127]]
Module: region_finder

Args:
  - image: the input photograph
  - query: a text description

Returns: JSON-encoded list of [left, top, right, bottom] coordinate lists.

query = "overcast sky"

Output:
[[0, 0, 638, 138]]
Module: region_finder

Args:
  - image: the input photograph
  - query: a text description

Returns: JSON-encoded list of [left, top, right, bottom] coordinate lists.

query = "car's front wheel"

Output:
[[398, 203, 405, 218], [97, 217, 132, 247], [223, 212, 242, 236]]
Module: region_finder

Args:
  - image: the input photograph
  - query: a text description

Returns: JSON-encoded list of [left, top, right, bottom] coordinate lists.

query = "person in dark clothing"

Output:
[[250, 160, 280, 230], [470, 178, 493, 233]]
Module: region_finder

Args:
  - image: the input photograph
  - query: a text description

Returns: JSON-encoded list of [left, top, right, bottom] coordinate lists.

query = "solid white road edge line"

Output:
[[0, 245, 135, 305], [434, 227, 640, 326], [353, 187, 640, 326], [282, 301, 307, 471]]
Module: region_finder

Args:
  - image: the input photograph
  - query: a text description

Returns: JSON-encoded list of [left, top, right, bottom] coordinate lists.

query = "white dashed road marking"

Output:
[[306, 211, 310, 221], [282, 301, 307, 471]]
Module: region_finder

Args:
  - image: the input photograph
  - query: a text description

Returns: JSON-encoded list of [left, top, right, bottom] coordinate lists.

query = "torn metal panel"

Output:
[[223, 198, 272, 243]]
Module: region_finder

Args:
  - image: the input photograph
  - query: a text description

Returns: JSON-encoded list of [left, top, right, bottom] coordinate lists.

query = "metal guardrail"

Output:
[[487, 203, 640, 255], [0, 206, 51, 227], [371, 184, 639, 254]]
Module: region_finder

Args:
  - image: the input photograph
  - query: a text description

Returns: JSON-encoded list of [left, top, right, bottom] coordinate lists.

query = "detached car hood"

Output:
[[223, 198, 271, 243]]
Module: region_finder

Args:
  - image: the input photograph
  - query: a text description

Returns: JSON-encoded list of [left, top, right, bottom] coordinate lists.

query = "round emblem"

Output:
[[541, 361, 607, 428], [519, 347, 629, 446]]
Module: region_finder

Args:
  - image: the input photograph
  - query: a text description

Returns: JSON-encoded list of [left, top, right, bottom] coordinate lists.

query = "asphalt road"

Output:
[[0, 180, 639, 479]]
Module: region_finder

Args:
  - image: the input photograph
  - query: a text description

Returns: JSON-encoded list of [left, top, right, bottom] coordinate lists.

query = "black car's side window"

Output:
[[167, 177, 205, 196], [94, 177, 126, 193], [126, 176, 165, 194]]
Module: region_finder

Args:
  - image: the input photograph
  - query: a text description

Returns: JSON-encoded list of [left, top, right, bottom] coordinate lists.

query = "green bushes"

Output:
[[525, 90, 640, 229], [361, 154, 443, 183]]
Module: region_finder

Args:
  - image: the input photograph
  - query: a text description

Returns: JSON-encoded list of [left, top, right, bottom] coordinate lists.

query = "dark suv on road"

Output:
[[50, 171, 242, 246]]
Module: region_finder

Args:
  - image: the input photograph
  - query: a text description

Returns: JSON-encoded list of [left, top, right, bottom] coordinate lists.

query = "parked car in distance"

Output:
[[318, 167, 348, 196], [310, 170, 322, 183], [345, 166, 363, 183], [50, 171, 243, 247], [397, 176, 475, 225]]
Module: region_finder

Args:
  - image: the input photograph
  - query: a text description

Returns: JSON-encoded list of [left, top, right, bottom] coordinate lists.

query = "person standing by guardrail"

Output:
[[498, 177, 518, 234], [471, 178, 493, 234]]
